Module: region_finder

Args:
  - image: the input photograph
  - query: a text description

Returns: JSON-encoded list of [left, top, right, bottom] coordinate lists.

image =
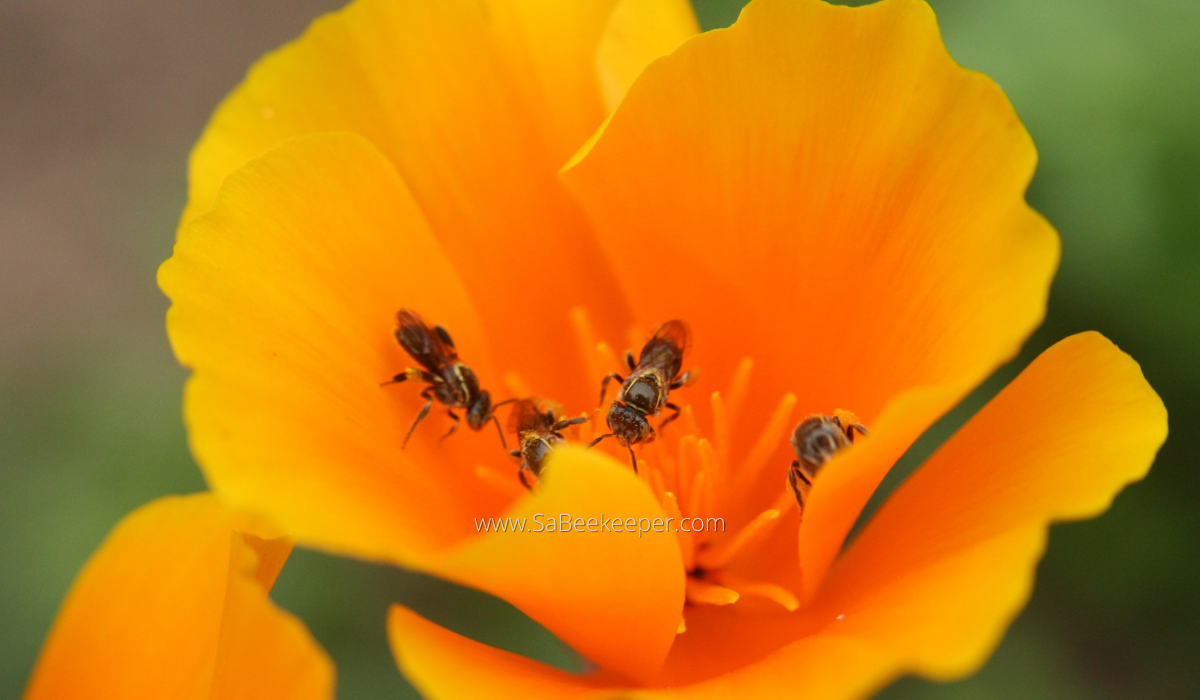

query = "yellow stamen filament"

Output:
[[474, 465, 526, 499], [502, 370, 533, 399], [681, 404, 701, 440], [696, 438, 720, 516], [714, 572, 799, 612], [711, 391, 731, 468], [695, 508, 781, 571], [686, 577, 739, 606], [649, 467, 667, 504], [686, 470, 708, 522], [732, 393, 797, 503], [677, 618, 687, 634], [725, 357, 754, 426], [595, 341, 620, 377], [569, 307, 603, 391], [675, 435, 700, 502], [662, 491, 695, 571]]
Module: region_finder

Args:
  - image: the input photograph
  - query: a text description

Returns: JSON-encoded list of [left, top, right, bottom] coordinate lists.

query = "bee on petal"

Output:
[[507, 398, 588, 489], [788, 412, 868, 512], [383, 309, 509, 448], [590, 320, 698, 472]]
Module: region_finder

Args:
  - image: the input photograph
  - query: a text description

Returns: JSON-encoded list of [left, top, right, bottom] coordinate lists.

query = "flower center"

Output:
[[485, 308, 864, 632], [569, 310, 815, 622]]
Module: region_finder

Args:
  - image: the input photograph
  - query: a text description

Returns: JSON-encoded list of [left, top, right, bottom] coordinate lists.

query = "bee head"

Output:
[[606, 402, 653, 446], [466, 389, 492, 430], [791, 415, 851, 471]]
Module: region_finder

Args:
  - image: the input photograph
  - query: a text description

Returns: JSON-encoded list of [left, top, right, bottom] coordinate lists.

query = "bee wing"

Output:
[[508, 397, 563, 433], [394, 309, 458, 371], [506, 398, 542, 434], [639, 319, 690, 378]]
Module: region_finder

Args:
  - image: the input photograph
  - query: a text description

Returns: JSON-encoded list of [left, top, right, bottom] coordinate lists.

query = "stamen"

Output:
[[686, 470, 708, 522], [711, 391, 731, 468], [662, 491, 695, 571], [696, 438, 720, 516], [677, 618, 687, 634], [732, 393, 797, 503], [675, 435, 701, 504], [725, 357, 754, 426], [502, 370, 532, 399], [474, 465, 526, 500], [595, 341, 620, 377], [714, 572, 799, 612], [569, 307, 602, 391], [648, 467, 667, 504], [686, 577, 739, 606], [681, 404, 701, 440], [694, 507, 781, 571]]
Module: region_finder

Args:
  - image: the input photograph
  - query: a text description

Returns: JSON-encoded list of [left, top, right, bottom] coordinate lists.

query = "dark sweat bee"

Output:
[[508, 398, 588, 489], [383, 309, 509, 448], [788, 413, 868, 511], [590, 320, 697, 472]]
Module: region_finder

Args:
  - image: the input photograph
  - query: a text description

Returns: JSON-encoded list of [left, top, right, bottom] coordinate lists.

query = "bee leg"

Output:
[[439, 410, 461, 444], [509, 449, 522, 459], [625, 351, 637, 371], [518, 467, 537, 491], [669, 369, 699, 390], [659, 402, 683, 431], [599, 373, 625, 405], [380, 367, 437, 388], [588, 433, 614, 448], [846, 423, 869, 441], [401, 387, 436, 448], [491, 398, 517, 411], [627, 445, 639, 474], [788, 460, 812, 512], [552, 415, 589, 431], [489, 413, 508, 449]]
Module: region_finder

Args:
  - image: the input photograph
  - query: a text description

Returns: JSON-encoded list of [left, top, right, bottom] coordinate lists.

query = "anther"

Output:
[[685, 577, 739, 606]]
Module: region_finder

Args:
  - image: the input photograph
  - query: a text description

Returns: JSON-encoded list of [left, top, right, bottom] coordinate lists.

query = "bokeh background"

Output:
[[2, 0, 1197, 697]]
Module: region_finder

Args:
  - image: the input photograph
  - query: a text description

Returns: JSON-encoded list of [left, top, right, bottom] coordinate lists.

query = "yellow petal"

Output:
[[562, 0, 1058, 519], [161, 133, 497, 559], [596, 0, 700, 112], [381, 332, 1166, 700], [184, 0, 640, 405], [24, 494, 332, 700], [162, 133, 683, 680]]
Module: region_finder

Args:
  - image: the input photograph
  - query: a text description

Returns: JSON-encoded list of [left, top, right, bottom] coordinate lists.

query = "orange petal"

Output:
[[562, 0, 1058, 510], [419, 446, 685, 682], [381, 332, 1166, 700], [182, 0, 646, 405], [24, 494, 332, 700], [389, 606, 606, 700], [161, 133, 500, 559], [596, 0, 700, 112], [387, 604, 892, 700], [161, 134, 683, 680], [812, 331, 1166, 679]]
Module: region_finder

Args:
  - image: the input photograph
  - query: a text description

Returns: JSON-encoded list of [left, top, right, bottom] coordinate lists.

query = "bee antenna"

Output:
[[588, 433, 614, 448]]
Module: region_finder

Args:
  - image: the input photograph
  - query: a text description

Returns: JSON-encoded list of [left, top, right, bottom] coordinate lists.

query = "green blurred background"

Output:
[[1, 0, 1196, 697]]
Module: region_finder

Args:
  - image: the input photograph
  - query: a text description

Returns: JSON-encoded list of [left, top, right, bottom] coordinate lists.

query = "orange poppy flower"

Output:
[[26, 0, 1166, 698], [23, 495, 332, 700]]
